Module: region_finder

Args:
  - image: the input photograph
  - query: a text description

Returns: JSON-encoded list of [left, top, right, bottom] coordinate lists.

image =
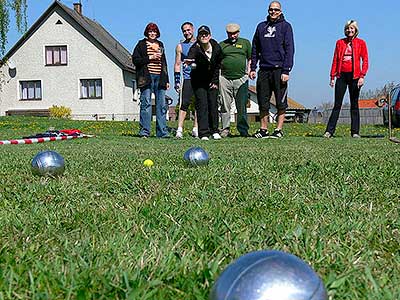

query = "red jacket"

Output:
[[330, 37, 368, 80]]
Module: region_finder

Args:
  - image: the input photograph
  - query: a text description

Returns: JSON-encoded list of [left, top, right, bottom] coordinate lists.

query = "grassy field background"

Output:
[[0, 117, 399, 300]]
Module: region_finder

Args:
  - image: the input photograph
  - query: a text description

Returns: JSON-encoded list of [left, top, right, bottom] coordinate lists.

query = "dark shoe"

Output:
[[270, 129, 284, 139], [253, 129, 269, 138]]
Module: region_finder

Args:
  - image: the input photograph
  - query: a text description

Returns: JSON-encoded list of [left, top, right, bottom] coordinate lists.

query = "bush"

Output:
[[49, 105, 72, 119]]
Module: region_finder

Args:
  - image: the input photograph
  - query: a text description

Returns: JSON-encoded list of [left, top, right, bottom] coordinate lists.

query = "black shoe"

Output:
[[270, 129, 284, 139], [253, 129, 269, 138]]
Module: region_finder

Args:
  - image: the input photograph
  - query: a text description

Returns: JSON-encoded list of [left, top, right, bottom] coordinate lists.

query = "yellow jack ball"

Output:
[[143, 159, 154, 167]]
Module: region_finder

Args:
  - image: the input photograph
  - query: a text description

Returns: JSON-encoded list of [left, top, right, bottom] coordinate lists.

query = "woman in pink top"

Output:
[[324, 20, 369, 138]]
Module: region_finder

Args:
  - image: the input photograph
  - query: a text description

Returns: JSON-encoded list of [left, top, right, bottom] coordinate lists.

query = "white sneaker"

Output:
[[201, 136, 209, 141], [175, 130, 183, 139], [192, 127, 198, 138], [212, 133, 222, 140]]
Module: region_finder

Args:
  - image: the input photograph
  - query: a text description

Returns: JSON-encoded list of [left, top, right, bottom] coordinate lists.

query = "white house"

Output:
[[0, 1, 140, 121], [246, 86, 310, 123], [218, 85, 310, 124]]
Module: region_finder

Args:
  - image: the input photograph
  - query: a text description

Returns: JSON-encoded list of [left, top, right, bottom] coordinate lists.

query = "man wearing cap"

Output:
[[219, 23, 252, 137], [186, 25, 223, 140], [249, 1, 295, 138]]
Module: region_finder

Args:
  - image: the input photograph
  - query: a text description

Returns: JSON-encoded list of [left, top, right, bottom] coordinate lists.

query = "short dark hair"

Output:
[[144, 23, 160, 38], [180, 22, 194, 31], [269, 1, 282, 9]]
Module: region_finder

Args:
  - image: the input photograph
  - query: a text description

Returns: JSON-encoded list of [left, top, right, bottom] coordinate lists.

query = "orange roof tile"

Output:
[[358, 99, 378, 108]]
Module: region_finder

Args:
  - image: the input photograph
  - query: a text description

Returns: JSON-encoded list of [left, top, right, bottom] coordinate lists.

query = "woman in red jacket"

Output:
[[324, 20, 369, 138]]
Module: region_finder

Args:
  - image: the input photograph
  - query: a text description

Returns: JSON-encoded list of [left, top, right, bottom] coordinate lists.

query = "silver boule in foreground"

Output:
[[183, 147, 209, 166], [210, 250, 327, 300], [31, 150, 65, 177]]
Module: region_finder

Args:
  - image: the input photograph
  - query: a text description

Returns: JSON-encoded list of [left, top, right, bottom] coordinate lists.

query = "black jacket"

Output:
[[187, 39, 222, 88], [132, 39, 169, 89]]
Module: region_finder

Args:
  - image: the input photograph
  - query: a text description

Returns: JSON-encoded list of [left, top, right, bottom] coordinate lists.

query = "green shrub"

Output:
[[49, 105, 72, 119]]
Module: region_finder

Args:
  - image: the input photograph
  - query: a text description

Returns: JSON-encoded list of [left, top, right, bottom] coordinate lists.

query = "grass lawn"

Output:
[[0, 117, 399, 300]]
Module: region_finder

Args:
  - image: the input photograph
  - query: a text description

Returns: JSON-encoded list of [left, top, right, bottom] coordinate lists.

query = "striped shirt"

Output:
[[146, 41, 162, 75]]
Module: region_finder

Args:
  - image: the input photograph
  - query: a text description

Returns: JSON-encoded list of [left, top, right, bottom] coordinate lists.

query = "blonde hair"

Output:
[[344, 20, 359, 38]]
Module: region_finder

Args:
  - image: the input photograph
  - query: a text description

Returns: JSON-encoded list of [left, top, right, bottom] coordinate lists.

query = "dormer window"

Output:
[[45, 46, 67, 66]]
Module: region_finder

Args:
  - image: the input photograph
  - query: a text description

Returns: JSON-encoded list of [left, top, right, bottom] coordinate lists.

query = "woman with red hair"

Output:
[[133, 23, 170, 138]]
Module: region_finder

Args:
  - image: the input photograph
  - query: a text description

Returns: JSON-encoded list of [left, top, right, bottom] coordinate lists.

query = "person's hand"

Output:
[[249, 71, 257, 80], [329, 79, 335, 88], [210, 83, 218, 89], [357, 78, 364, 88], [166, 83, 170, 90], [281, 74, 289, 82], [150, 52, 162, 60], [174, 83, 180, 93], [183, 59, 194, 66]]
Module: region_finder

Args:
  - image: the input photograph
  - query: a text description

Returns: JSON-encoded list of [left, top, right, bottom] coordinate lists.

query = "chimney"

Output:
[[73, 2, 82, 15]]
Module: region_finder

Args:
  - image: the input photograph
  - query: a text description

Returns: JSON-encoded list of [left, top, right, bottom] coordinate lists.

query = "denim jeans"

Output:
[[139, 74, 169, 137]]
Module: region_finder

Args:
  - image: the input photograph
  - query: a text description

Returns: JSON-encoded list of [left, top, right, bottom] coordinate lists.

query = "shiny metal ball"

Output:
[[183, 147, 209, 166], [31, 150, 65, 177], [210, 250, 327, 300]]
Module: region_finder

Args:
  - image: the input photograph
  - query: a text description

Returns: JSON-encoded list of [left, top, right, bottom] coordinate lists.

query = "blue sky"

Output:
[[4, 0, 400, 108]]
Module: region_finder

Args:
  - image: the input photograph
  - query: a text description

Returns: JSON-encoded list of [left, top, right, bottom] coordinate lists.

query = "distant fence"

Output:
[[308, 108, 383, 125]]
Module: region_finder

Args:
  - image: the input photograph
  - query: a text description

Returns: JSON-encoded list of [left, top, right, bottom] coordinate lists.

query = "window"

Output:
[[45, 46, 67, 66], [393, 87, 400, 102], [80, 79, 102, 99], [20, 81, 42, 100]]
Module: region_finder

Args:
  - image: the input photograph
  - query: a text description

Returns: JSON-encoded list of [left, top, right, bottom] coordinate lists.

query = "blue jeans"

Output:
[[139, 74, 169, 137]]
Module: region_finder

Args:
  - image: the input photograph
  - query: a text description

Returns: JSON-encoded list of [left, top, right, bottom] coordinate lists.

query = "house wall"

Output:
[[0, 9, 139, 120], [247, 91, 276, 123]]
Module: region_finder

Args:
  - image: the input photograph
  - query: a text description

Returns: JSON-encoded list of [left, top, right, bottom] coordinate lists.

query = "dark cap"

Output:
[[198, 25, 211, 35]]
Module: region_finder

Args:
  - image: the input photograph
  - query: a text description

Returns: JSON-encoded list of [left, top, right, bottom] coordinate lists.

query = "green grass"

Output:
[[0, 116, 399, 300]]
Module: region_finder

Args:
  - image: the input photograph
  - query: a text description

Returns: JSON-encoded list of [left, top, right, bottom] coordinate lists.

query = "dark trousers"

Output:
[[326, 72, 360, 135], [194, 87, 219, 138], [256, 68, 288, 113]]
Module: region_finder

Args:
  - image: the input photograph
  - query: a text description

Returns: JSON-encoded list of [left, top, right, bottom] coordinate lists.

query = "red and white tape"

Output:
[[0, 134, 94, 145]]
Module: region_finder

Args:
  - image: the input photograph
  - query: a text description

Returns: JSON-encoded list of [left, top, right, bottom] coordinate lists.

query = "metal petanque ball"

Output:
[[210, 250, 327, 300], [183, 147, 209, 166], [31, 150, 65, 177]]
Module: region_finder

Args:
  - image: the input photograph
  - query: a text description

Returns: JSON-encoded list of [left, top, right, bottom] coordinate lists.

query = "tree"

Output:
[[359, 82, 396, 99], [0, 0, 27, 56]]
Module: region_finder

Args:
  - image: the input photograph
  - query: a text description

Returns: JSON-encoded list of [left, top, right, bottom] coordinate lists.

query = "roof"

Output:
[[358, 99, 378, 109], [1, 1, 134, 72], [248, 85, 306, 110]]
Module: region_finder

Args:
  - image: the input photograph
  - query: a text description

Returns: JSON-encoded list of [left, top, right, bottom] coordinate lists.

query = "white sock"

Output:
[[177, 127, 183, 132]]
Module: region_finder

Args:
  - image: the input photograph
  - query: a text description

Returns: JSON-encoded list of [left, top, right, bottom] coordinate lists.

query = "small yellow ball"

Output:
[[143, 159, 154, 167]]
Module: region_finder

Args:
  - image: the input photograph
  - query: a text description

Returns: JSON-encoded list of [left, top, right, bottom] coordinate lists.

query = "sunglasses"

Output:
[[269, 8, 281, 12]]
